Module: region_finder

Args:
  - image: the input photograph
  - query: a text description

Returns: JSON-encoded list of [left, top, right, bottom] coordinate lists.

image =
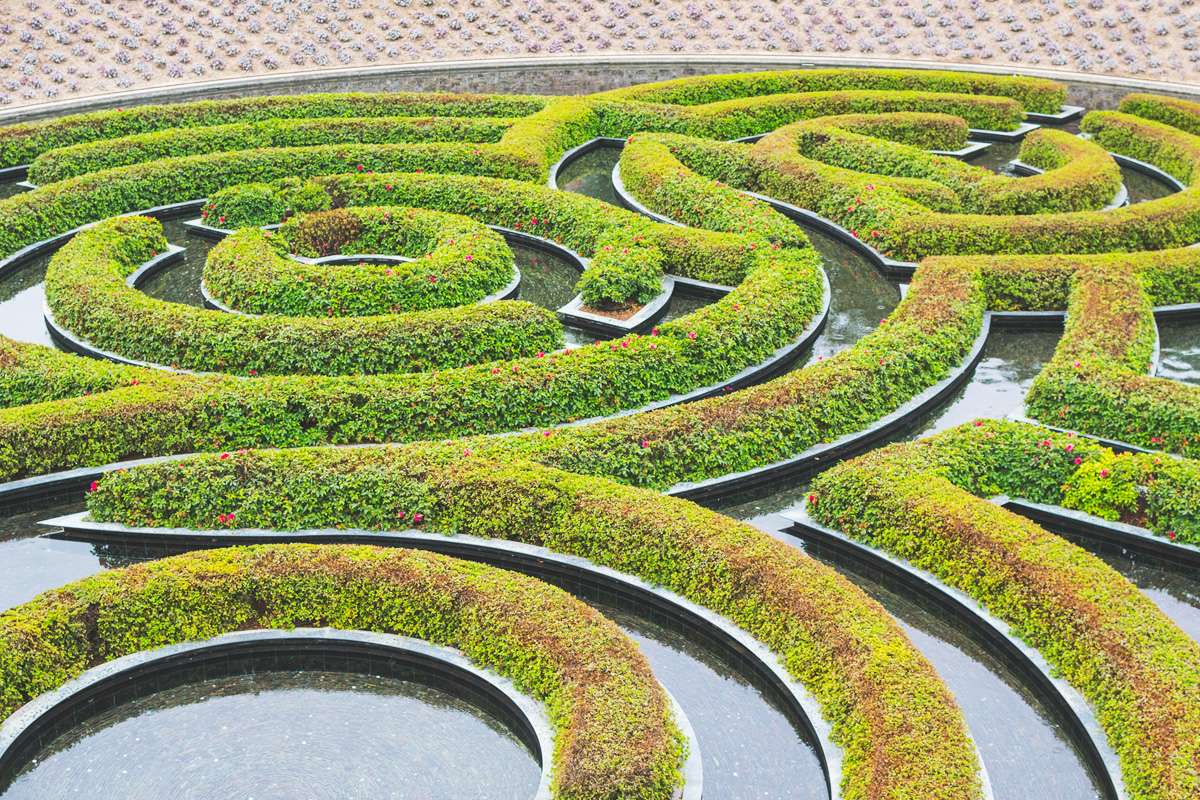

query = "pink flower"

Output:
[[465, 255, 473, 261], [808, 493, 818, 504], [1074, 457, 1083, 464], [1074, 361, 1081, 368], [651, 328, 658, 335], [218, 514, 227, 523], [1065, 444, 1074, 452], [220, 453, 230, 459], [641, 440, 649, 447], [413, 513, 423, 523], [687, 332, 696, 339], [1100, 469, 1110, 477], [89, 481, 98, 492], [1168, 532, 1177, 540], [975, 421, 983, 427]]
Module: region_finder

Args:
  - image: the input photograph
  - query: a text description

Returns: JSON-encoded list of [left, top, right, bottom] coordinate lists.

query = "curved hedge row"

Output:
[[595, 67, 1067, 114], [44, 215, 557, 376], [1024, 256, 1200, 454], [27, 115, 520, 185], [0, 167, 826, 479], [595, 89, 1027, 141], [1117, 93, 1200, 139], [207, 206, 515, 317], [1081, 110, 1200, 187], [0, 142, 544, 259], [809, 423, 1200, 800], [0, 543, 684, 800], [0, 91, 550, 168], [616, 134, 807, 245], [85, 447, 984, 800], [874, 110, 1200, 259], [756, 114, 1121, 216]]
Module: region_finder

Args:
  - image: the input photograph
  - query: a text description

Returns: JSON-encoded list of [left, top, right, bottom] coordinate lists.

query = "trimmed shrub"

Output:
[[207, 206, 515, 316], [87, 448, 985, 800], [597, 67, 1067, 114], [0, 142, 546, 260], [44, 215, 559, 376], [0, 543, 684, 800], [595, 90, 1028, 141], [1118, 94, 1200, 138], [810, 426, 1200, 800], [0, 91, 550, 168], [27, 116, 520, 185]]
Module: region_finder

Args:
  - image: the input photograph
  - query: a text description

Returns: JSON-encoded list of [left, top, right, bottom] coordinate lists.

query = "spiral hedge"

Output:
[[2, 67, 1200, 800]]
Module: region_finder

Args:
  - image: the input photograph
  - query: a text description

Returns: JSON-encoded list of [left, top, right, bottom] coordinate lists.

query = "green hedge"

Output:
[[208, 169, 822, 308], [1081, 110, 1200, 186], [27, 116, 519, 185], [1024, 256, 1200, 455], [809, 424, 1200, 800], [206, 206, 515, 317], [0, 543, 683, 800], [0, 142, 545, 261], [873, 108, 1200, 259], [594, 89, 1027, 141], [86, 448, 984, 800], [0, 171, 825, 480], [1118, 93, 1200, 138], [0, 91, 550, 168], [618, 133, 811, 246], [44, 215, 559, 376], [596, 67, 1067, 114], [0, 334, 146, 410]]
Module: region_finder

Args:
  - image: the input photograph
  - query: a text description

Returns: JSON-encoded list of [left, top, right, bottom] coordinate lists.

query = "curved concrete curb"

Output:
[[0, 629, 557, 799]]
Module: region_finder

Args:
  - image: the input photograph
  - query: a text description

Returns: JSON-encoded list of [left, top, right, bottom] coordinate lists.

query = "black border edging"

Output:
[[1025, 104, 1086, 124], [0, 198, 206, 282], [929, 140, 992, 160], [994, 496, 1200, 573], [0, 629, 556, 800], [1107, 152, 1189, 194], [609, 158, 920, 279], [782, 509, 1128, 800], [546, 136, 626, 190], [665, 310, 996, 501], [39, 513, 840, 800], [967, 122, 1041, 143], [0, 164, 29, 181]]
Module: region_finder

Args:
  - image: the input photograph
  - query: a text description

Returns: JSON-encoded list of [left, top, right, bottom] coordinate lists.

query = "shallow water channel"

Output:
[[1, 70, 1199, 798]]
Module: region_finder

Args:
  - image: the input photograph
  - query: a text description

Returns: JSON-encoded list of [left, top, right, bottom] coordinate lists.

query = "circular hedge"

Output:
[[0, 543, 685, 800]]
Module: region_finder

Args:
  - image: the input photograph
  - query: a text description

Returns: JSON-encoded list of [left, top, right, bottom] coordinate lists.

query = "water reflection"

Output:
[[598, 605, 826, 800], [556, 147, 621, 205], [1157, 321, 1200, 386], [3, 670, 539, 800]]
